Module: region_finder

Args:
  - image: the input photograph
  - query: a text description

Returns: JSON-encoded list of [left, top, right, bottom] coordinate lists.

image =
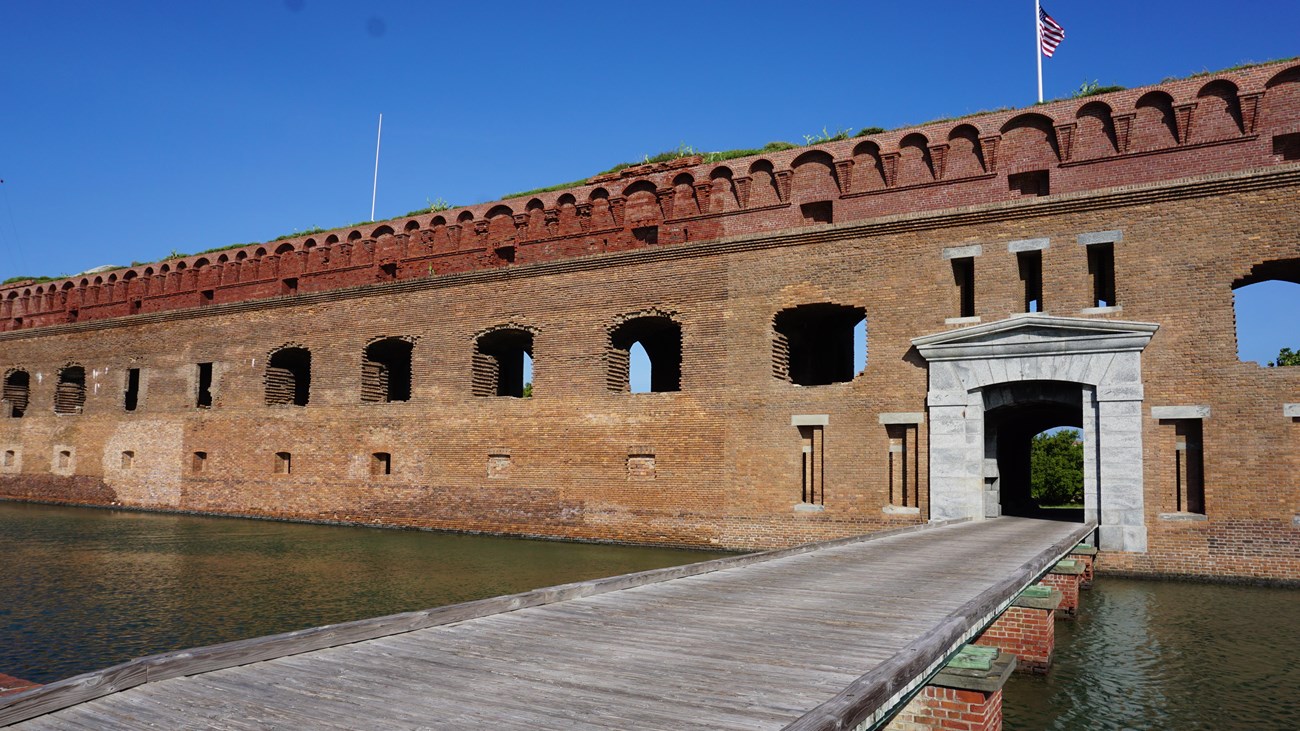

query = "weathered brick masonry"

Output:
[[1, 62, 1298, 579]]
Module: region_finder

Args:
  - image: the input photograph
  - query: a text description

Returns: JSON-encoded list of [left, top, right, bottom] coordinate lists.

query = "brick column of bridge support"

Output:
[[885, 646, 1016, 731], [1041, 559, 1085, 619], [974, 584, 1063, 673], [0, 673, 40, 698], [1069, 543, 1098, 589]]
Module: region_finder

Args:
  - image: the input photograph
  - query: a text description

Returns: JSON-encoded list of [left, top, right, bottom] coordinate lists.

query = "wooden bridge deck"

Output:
[[3, 517, 1091, 730]]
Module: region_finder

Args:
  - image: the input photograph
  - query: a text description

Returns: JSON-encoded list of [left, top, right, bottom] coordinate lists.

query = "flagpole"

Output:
[[1035, 0, 1044, 103], [370, 113, 383, 222]]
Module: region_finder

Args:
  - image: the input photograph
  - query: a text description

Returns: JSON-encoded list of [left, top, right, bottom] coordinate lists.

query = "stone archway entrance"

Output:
[[983, 380, 1084, 521], [913, 314, 1158, 552]]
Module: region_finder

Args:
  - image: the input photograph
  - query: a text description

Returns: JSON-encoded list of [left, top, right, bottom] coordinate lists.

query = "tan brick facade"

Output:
[[1, 62, 1298, 580]]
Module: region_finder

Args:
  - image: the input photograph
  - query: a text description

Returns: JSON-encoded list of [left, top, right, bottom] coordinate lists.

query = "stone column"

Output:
[[1096, 393, 1147, 552], [927, 394, 985, 522]]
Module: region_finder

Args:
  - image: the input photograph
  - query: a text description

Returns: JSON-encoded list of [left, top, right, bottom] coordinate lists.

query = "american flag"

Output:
[[1039, 6, 1065, 58]]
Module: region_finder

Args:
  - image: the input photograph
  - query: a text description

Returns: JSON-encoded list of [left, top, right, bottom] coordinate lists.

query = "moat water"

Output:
[[0, 502, 724, 684], [1003, 576, 1300, 730], [2, 503, 1297, 730]]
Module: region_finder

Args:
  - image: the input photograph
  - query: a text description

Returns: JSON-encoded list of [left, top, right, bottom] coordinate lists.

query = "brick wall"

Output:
[[975, 607, 1055, 673], [887, 687, 1002, 731]]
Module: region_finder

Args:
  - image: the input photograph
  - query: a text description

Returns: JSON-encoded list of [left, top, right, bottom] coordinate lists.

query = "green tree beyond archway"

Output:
[[1030, 429, 1084, 506]]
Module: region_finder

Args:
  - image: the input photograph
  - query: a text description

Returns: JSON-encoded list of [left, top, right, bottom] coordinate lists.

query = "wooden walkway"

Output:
[[2, 518, 1091, 730]]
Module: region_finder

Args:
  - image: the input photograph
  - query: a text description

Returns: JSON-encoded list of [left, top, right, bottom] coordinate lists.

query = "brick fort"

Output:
[[2, 60, 1298, 582]]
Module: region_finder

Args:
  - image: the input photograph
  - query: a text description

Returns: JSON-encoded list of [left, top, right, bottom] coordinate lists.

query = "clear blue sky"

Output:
[[2, 1, 1297, 367]]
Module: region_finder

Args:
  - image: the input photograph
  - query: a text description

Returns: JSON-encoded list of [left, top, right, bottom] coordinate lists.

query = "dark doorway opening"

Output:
[[983, 380, 1085, 522]]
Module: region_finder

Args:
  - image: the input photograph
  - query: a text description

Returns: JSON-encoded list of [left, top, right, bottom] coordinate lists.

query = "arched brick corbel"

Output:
[[1112, 113, 1136, 153], [543, 208, 559, 235], [655, 187, 675, 219], [927, 144, 949, 180], [446, 224, 462, 246], [512, 213, 529, 241], [1173, 102, 1197, 144], [575, 203, 593, 232], [880, 152, 901, 187], [693, 181, 713, 212], [1238, 92, 1263, 134], [833, 160, 854, 194], [977, 136, 1000, 173], [773, 170, 793, 201], [609, 197, 625, 227], [733, 176, 752, 208], [1053, 122, 1077, 161]]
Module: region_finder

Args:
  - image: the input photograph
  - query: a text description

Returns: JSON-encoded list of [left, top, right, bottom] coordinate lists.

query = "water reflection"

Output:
[[0, 502, 724, 684], [1004, 578, 1300, 730]]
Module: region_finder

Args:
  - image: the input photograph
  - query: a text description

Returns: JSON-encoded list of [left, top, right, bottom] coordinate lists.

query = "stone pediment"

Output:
[[913, 314, 1158, 361]]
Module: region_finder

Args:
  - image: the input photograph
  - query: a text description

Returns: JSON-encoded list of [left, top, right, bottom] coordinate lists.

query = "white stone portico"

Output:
[[913, 314, 1158, 552]]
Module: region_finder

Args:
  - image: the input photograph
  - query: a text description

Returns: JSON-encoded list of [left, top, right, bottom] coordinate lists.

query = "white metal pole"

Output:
[[371, 113, 383, 222], [1035, 0, 1044, 103]]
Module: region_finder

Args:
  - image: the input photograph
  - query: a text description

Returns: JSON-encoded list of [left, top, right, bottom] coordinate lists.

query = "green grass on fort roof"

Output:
[[1, 275, 59, 285]]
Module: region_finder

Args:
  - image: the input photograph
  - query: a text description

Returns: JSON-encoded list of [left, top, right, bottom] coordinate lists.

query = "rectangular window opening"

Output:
[[281, 278, 298, 296], [124, 368, 140, 411], [1009, 170, 1050, 197], [120, 450, 134, 469], [1088, 243, 1117, 307], [800, 201, 833, 225], [192, 451, 207, 473], [886, 424, 919, 508], [130, 299, 142, 314], [1273, 133, 1300, 161], [201, 289, 214, 306], [274, 451, 292, 474], [632, 225, 659, 244], [196, 362, 213, 408], [952, 257, 976, 318], [2, 450, 14, 467], [57, 450, 72, 469], [1174, 420, 1205, 515], [1017, 250, 1044, 313], [798, 425, 824, 505], [371, 452, 392, 476]]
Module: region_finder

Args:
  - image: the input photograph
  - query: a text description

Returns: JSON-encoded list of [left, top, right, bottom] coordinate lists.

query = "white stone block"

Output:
[[1007, 237, 1050, 252], [1077, 230, 1123, 246], [942, 244, 983, 259], [878, 412, 925, 425], [1150, 405, 1210, 420]]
